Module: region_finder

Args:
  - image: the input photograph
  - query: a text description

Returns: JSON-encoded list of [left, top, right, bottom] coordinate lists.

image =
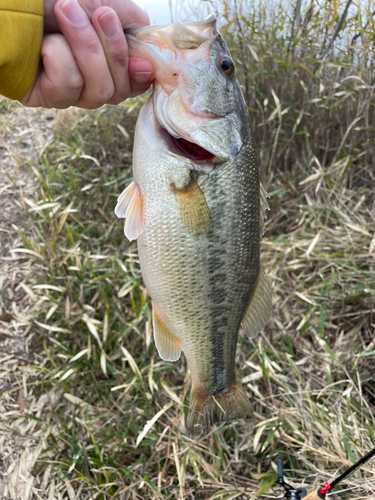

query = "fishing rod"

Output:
[[273, 446, 375, 499]]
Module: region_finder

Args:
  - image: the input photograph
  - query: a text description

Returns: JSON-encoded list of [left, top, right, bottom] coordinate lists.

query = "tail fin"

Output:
[[186, 381, 253, 436]]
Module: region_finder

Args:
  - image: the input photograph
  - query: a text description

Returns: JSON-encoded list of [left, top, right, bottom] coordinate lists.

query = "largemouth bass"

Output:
[[115, 15, 272, 436]]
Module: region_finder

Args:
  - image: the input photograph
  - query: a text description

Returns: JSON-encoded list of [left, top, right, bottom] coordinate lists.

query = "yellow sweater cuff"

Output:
[[0, 1, 43, 100]]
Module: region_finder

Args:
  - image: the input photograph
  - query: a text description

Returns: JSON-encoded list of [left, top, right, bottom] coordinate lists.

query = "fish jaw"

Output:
[[133, 96, 219, 176]]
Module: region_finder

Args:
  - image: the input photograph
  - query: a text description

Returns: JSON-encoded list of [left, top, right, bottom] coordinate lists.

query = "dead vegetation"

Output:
[[0, 103, 61, 498]]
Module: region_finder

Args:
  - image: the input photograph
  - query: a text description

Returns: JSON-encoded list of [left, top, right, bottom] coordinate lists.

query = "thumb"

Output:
[[79, 0, 150, 28]]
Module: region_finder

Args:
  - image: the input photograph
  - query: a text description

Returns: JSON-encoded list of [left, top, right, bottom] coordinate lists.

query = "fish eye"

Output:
[[218, 56, 235, 76]]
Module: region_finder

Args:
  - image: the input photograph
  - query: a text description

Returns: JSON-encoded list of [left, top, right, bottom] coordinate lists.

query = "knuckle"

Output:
[[87, 84, 114, 107], [42, 33, 65, 57], [108, 95, 125, 105], [98, 84, 114, 103], [83, 35, 103, 56], [110, 50, 129, 69], [66, 73, 84, 93], [45, 32, 64, 46], [63, 64, 84, 92]]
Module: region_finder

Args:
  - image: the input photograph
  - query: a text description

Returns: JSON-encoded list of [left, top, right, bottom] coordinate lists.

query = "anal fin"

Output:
[[241, 265, 272, 337], [114, 181, 144, 241], [152, 303, 181, 362]]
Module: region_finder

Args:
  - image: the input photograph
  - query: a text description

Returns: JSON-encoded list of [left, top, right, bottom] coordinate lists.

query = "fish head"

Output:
[[126, 15, 249, 166]]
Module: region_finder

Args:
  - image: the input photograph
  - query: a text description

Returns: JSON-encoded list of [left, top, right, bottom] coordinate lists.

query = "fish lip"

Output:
[[123, 14, 217, 37]]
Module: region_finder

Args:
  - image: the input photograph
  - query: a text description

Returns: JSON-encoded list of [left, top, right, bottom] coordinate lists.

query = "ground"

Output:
[[0, 103, 61, 499], [0, 98, 374, 500]]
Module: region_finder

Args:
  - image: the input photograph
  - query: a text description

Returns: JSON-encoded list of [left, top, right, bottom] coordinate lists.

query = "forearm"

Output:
[[0, 0, 44, 100]]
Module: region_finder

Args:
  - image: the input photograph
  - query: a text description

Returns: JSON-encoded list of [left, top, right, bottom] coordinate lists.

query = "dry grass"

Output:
[[0, 103, 61, 498], [0, 0, 375, 499], [200, 0, 375, 198]]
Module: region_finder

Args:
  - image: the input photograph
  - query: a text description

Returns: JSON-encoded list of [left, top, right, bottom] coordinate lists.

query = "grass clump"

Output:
[[206, 0, 375, 189]]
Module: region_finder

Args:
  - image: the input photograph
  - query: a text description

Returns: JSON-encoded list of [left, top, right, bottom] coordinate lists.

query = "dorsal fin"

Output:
[[260, 182, 270, 238], [241, 265, 272, 337]]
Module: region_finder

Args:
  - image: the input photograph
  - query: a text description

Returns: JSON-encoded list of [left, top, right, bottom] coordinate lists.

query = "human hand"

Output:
[[20, 0, 155, 109]]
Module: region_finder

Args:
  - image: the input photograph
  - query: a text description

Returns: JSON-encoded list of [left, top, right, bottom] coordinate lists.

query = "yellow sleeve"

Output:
[[0, 0, 43, 100]]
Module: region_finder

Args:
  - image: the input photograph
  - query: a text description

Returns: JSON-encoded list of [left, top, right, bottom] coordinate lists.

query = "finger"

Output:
[[81, 0, 150, 29], [128, 57, 155, 98], [54, 0, 115, 109], [92, 7, 154, 104], [20, 34, 84, 108], [45, 0, 151, 35], [92, 7, 130, 104]]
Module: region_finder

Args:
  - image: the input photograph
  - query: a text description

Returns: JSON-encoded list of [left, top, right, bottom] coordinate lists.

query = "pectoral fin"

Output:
[[152, 303, 181, 362], [241, 265, 272, 337], [173, 176, 211, 236], [115, 181, 144, 241]]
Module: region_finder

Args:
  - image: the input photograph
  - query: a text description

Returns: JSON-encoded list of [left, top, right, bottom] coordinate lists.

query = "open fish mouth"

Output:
[[156, 125, 221, 172], [168, 135, 216, 162], [152, 84, 224, 165]]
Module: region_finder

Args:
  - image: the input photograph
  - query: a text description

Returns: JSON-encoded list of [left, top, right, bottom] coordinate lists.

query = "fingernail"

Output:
[[61, 0, 87, 27], [99, 11, 122, 40], [133, 72, 153, 83]]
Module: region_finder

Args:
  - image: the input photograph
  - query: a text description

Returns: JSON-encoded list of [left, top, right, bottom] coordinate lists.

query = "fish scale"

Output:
[[115, 16, 272, 435], [202, 144, 260, 389]]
